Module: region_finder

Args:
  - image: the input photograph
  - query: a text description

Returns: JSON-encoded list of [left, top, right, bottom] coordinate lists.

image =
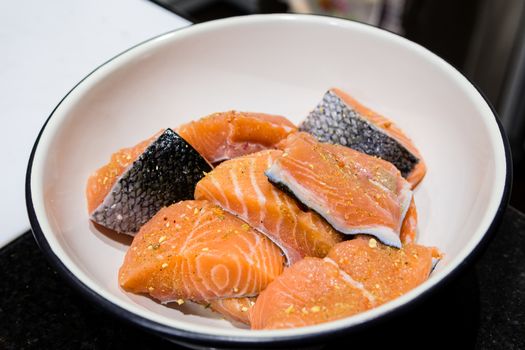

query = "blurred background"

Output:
[[154, 0, 525, 211]]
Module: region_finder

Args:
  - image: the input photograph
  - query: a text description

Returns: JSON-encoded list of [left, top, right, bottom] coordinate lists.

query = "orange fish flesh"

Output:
[[119, 200, 284, 302], [250, 237, 439, 329], [178, 111, 296, 164], [194, 150, 342, 264], [266, 133, 412, 248]]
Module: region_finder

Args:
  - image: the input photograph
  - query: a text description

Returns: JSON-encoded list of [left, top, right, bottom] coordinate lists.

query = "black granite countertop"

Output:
[[1, 207, 524, 349]]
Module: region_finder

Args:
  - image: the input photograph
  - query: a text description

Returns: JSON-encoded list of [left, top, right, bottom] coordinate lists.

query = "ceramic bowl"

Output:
[[26, 14, 511, 348]]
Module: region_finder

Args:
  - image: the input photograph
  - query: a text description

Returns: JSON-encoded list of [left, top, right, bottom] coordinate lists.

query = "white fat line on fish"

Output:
[[249, 157, 267, 224], [274, 278, 305, 308], [369, 176, 412, 223], [323, 257, 377, 305], [230, 168, 248, 217], [267, 155, 287, 232], [239, 234, 256, 266], [198, 256, 226, 297], [207, 203, 292, 265], [397, 183, 413, 231], [281, 194, 301, 246], [368, 178, 395, 196], [346, 226, 402, 248], [359, 192, 396, 221], [280, 154, 333, 182], [181, 259, 195, 299], [243, 264, 254, 296], [285, 158, 341, 192], [270, 169, 338, 251], [195, 185, 220, 206], [209, 176, 230, 207], [266, 239, 284, 275], [177, 211, 208, 253], [232, 247, 249, 288], [210, 263, 232, 291]]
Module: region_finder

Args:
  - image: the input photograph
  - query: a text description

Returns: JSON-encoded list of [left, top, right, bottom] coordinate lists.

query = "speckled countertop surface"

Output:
[[1, 207, 524, 349]]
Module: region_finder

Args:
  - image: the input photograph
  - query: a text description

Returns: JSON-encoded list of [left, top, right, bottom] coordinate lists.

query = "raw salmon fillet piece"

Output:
[[86, 129, 212, 235], [300, 88, 426, 188], [194, 150, 343, 264], [207, 297, 255, 325], [250, 257, 374, 329], [327, 236, 440, 306], [177, 110, 297, 164], [250, 237, 439, 329], [119, 200, 284, 302], [266, 133, 412, 248]]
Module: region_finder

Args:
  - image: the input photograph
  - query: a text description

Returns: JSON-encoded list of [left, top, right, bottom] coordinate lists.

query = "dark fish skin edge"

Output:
[[299, 90, 419, 178], [265, 168, 405, 249], [264, 174, 311, 213], [91, 128, 212, 235], [264, 169, 345, 236]]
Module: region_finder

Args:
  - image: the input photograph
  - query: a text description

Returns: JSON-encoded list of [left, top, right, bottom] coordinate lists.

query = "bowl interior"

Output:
[[29, 14, 507, 341]]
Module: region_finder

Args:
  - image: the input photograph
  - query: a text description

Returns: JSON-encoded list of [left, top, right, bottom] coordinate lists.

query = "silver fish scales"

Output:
[[300, 90, 419, 178], [90, 128, 212, 235]]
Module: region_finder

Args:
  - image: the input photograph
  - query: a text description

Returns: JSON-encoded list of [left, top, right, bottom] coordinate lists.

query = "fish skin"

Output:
[[86, 134, 157, 215], [119, 200, 284, 302], [299, 89, 425, 186], [194, 150, 343, 265], [177, 110, 297, 164], [90, 129, 212, 235], [266, 133, 412, 248]]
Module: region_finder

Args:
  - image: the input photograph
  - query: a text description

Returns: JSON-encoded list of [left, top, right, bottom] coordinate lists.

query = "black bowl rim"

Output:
[[25, 13, 512, 348]]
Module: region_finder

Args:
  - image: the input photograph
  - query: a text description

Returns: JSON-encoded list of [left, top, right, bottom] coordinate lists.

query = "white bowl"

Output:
[[26, 14, 511, 348]]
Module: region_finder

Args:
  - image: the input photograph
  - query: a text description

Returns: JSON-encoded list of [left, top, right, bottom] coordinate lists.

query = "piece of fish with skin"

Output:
[[194, 150, 342, 265], [86, 133, 157, 215], [88, 129, 212, 235], [299, 88, 426, 188], [266, 132, 412, 248], [177, 110, 297, 164], [118, 200, 284, 302]]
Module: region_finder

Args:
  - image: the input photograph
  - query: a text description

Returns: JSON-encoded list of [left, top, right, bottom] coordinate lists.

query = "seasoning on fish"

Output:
[[207, 297, 256, 325], [250, 237, 440, 329], [249, 257, 374, 330], [327, 236, 441, 306], [119, 200, 285, 302], [177, 110, 297, 164], [194, 150, 343, 265], [299, 88, 426, 188], [87, 129, 212, 235], [266, 133, 412, 248]]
